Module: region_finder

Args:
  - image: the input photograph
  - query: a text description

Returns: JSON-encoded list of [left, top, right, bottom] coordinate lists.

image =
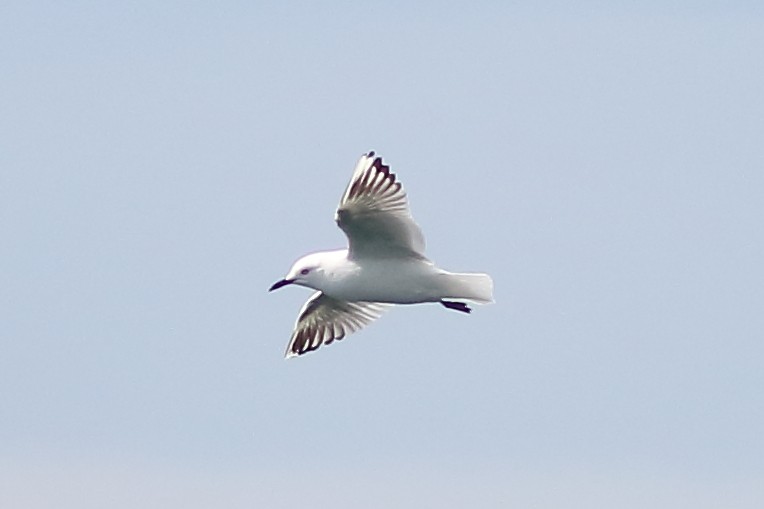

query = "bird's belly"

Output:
[[325, 262, 445, 304]]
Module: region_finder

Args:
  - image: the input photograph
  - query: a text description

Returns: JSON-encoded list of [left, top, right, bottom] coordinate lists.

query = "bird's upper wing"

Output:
[[285, 291, 388, 358], [335, 151, 426, 260]]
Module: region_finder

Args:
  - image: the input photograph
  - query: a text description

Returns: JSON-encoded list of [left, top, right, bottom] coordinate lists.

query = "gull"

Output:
[[269, 151, 494, 358]]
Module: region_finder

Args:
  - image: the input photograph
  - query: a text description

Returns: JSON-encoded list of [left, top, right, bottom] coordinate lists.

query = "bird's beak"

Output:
[[269, 278, 293, 292]]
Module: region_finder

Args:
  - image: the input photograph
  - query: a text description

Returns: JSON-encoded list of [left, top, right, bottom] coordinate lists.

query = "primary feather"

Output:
[[335, 151, 426, 260], [285, 292, 387, 358]]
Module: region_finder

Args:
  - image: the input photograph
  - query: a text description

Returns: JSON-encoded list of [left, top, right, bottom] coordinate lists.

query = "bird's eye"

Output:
[[300, 268, 310, 275]]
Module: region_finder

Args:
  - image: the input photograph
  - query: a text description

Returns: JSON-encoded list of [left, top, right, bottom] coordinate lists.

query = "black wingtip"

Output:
[[369, 154, 392, 177]]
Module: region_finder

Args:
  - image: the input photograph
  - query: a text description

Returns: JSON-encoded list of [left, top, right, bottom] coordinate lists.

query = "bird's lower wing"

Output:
[[285, 292, 388, 358]]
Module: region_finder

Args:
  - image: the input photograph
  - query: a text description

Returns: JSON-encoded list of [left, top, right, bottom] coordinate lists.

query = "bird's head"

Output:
[[269, 252, 328, 292]]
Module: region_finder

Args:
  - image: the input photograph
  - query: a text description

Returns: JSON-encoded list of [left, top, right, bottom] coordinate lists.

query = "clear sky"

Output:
[[2, 2, 763, 507]]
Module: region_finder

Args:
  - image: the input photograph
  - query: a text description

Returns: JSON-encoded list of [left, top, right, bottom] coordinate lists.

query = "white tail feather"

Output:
[[445, 272, 494, 304]]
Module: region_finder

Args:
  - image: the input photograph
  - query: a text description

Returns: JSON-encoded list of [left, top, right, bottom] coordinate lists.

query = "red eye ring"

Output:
[[300, 268, 310, 275]]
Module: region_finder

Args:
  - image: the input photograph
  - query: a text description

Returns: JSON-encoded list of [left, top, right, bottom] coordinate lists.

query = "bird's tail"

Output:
[[443, 272, 494, 304]]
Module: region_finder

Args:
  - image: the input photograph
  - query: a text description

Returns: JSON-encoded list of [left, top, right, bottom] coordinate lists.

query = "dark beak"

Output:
[[268, 278, 293, 292]]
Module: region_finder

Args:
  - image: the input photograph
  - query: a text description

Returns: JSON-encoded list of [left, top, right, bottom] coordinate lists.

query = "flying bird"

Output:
[[270, 151, 493, 357]]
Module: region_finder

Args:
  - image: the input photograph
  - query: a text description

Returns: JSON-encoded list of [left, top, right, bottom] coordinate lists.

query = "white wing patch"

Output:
[[285, 292, 388, 358], [335, 151, 426, 260]]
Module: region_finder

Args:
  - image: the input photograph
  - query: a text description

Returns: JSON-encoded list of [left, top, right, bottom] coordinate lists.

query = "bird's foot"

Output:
[[440, 300, 472, 314]]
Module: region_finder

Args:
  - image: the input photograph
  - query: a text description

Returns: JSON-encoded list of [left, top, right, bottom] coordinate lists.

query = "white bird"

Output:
[[269, 151, 494, 358]]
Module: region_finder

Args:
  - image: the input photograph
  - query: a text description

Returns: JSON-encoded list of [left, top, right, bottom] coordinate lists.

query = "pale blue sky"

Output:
[[1, 2, 763, 507]]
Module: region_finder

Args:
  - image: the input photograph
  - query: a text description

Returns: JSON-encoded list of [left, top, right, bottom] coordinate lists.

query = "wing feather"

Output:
[[285, 292, 387, 358], [335, 152, 426, 260]]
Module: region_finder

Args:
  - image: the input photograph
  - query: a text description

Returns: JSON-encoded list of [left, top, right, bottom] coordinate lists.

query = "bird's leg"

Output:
[[440, 300, 472, 314]]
